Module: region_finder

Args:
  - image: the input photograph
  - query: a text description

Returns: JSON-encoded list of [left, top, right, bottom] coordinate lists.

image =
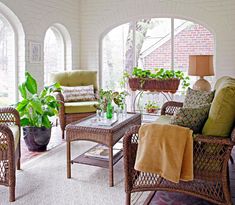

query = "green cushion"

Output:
[[155, 115, 171, 124], [49, 70, 98, 91], [9, 125, 20, 150], [214, 76, 231, 91], [64, 101, 98, 114], [202, 77, 235, 137]]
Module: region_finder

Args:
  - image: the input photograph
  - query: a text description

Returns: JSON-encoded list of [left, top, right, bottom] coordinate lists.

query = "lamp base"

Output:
[[193, 77, 211, 92]]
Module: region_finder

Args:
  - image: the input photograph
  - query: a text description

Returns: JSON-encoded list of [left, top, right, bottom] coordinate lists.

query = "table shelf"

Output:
[[72, 145, 123, 169]]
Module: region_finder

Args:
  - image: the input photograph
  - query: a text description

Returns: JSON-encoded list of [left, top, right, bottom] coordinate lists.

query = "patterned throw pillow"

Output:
[[62, 85, 95, 102], [170, 104, 211, 133], [183, 88, 215, 108]]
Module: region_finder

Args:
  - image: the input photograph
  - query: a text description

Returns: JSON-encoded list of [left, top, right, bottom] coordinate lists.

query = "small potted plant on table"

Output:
[[96, 89, 128, 118], [16, 72, 61, 151], [144, 100, 160, 114]]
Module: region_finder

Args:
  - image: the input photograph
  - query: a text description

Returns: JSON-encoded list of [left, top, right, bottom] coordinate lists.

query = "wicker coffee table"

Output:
[[66, 113, 141, 187]]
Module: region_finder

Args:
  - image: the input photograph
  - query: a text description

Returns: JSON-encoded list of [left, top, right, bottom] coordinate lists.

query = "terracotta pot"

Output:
[[23, 127, 51, 152], [146, 108, 158, 113], [128, 78, 180, 93]]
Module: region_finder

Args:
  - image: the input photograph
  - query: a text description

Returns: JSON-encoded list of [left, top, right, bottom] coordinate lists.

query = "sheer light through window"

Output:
[[0, 14, 15, 105], [44, 27, 65, 85]]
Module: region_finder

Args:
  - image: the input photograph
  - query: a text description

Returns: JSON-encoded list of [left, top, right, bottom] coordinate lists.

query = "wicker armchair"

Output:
[[123, 101, 235, 205], [0, 107, 21, 202], [50, 70, 98, 139]]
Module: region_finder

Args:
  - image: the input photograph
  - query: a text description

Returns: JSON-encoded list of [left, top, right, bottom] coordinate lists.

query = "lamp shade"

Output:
[[188, 55, 214, 77]]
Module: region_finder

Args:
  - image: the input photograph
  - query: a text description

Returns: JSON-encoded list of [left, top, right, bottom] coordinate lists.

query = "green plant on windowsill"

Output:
[[144, 100, 160, 113]]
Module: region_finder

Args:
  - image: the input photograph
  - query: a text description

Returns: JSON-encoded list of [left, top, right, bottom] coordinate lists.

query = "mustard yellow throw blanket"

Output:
[[134, 123, 193, 183]]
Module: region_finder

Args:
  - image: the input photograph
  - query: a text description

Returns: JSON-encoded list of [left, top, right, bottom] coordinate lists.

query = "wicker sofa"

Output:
[[123, 77, 235, 205], [0, 107, 21, 202], [124, 104, 235, 205], [49, 70, 98, 139]]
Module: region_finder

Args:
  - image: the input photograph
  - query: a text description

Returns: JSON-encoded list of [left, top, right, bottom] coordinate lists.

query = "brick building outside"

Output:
[[142, 24, 214, 72]]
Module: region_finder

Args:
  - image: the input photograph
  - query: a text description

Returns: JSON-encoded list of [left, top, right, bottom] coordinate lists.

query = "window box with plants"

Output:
[[125, 67, 190, 93], [16, 72, 61, 151]]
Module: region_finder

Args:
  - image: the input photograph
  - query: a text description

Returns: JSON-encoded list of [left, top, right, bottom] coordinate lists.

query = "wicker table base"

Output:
[[66, 113, 141, 187]]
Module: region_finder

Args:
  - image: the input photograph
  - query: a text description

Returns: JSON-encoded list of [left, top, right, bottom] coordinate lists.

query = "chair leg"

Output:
[[230, 155, 234, 164], [126, 193, 131, 205], [9, 185, 15, 202], [62, 129, 65, 139], [17, 158, 20, 170]]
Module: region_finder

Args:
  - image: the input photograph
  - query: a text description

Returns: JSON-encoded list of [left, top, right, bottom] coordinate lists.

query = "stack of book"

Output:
[[84, 141, 123, 161]]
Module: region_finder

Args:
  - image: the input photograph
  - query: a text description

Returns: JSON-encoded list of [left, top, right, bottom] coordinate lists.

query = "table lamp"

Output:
[[188, 55, 214, 92]]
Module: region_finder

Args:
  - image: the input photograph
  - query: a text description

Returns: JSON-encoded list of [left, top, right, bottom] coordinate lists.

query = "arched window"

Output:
[[0, 14, 15, 105], [102, 18, 215, 107], [44, 27, 65, 85], [44, 24, 72, 85], [0, 3, 25, 106]]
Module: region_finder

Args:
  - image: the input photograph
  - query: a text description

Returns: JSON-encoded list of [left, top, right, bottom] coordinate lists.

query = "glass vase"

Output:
[[106, 101, 113, 119]]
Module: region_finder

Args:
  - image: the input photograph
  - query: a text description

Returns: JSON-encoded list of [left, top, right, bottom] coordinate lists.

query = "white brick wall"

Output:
[[0, 0, 80, 90], [80, 0, 235, 79]]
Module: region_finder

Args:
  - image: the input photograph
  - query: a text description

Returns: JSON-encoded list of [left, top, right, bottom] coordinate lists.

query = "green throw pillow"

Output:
[[183, 88, 215, 108], [202, 77, 235, 137], [170, 105, 211, 133]]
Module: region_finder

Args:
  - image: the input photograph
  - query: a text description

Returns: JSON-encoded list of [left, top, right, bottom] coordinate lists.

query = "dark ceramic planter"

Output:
[[23, 127, 51, 152]]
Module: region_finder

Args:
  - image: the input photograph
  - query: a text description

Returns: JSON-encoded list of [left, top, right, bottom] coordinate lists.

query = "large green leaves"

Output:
[[25, 72, 37, 94], [16, 99, 28, 112], [42, 115, 51, 128], [17, 72, 61, 128], [20, 118, 30, 127], [30, 96, 43, 114], [18, 83, 27, 99]]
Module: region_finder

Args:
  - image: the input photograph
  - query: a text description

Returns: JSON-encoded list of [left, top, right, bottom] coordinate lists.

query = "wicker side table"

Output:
[[66, 113, 141, 187]]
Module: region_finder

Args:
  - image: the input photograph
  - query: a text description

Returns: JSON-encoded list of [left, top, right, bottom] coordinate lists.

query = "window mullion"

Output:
[[133, 21, 136, 67], [171, 18, 174, 70]]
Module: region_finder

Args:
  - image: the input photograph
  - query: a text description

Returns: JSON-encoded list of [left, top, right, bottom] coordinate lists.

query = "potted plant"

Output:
[[95, 89, 128, 117], [16, 72, 61, 151], [124, 67, 190, 93], [144, 100, 160, 113]]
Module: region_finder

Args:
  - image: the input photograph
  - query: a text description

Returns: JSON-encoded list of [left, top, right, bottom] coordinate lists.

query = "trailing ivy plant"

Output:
[[124, 67, 190, 89], [16, 72, 61, 128]]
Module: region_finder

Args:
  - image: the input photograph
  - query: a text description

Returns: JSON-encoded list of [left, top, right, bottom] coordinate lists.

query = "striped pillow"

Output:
[[62, 85, 95, 102]]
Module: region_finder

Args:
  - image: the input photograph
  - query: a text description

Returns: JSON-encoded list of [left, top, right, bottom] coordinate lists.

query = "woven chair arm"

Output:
[[193, 134, 233, 178], [194, 134, 234, 146], [161, 101, 183, 115], [0, 107, 20, 126], [0, 124, 14, 152], [56, 92, 65, 109], [55, 92, 65, 102]]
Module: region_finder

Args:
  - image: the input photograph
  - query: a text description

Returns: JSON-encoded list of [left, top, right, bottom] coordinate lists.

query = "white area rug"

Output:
[[0, 142, 148, 205]]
